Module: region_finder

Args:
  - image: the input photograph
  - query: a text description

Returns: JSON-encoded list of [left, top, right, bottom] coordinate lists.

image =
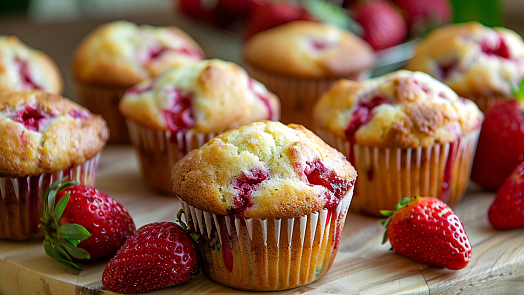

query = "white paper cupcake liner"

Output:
[[126, 120, 217, 194], [179, 187, 353, 291], [315, 128, 480, 216], [0, 152, 101, 240], [76, 82, 130, 143], [467, 94, 506, 113], [247, 65, 370, 129]]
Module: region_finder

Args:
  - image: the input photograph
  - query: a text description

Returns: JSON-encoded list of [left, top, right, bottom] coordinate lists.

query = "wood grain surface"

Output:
[[1, 145, 523, 295]]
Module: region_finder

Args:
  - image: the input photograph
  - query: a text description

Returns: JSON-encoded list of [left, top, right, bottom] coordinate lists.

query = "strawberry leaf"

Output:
[[510, 77, 524, 101], [303, 0, 362, 35], [50, 239, 72, 262], [53, 193, 70, 222], [58, 224, 91, 241], [61, 239, 91, 260], [44, 239, 83, 271], [65, 237, 80, 247]]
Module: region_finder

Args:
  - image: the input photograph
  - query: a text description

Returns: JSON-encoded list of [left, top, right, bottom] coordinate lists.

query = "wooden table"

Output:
[[1, 145, 523, 295]]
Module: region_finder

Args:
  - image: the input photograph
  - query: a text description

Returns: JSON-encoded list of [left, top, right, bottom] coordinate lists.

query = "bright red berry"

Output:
[[353, 0, 407, 51], [102, 222, 198, 294], [488, 161, 524, 229], [40, 179, 135, 270], [393, 0, 451, 36], [471, 99, 524, 191], [244, 2, 315, 40], [381, 196, 472, 270]]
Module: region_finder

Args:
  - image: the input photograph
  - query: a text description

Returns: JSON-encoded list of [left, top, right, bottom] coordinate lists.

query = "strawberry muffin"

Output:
[[405, 22, 524, 111], [172, 121, 357, 291], [243, 21, 375, 129], [72, 20, 204, 143], [120, 59, 280, 194], [314, 70, 483, 216], [0, 35, 63, 94], [0, 90, 108, 240]]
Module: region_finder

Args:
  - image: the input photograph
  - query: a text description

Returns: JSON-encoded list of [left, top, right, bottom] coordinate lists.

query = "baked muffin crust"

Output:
[[314, 70, 483, 148], [0, 36, 63, 94], [72, 20, 204, 86], [0, 90, 109, 177], [244, 21, 375, 78], [119, 59, 280, 133], [172, 121, 357, 219], [405, 22, 524, 97]]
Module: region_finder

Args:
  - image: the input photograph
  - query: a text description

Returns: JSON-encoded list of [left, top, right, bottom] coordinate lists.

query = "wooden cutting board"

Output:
[[1, 145, 523, 295]]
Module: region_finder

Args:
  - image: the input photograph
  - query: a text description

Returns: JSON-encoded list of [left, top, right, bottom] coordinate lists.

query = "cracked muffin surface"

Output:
[[314, 70, 483, 148], [172, 121, 357, 219], [0, 35, 63, 94], [405, 22, 524, 98], [0, 90, 109, 177]]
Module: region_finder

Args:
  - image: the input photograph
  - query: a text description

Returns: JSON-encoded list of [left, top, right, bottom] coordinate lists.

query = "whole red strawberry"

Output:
[[381, 196, 472, 270], [40, 178, 136, 270], [353, 0, 407, 51], [393, 0, 451, 36], [103, 222, 198, 293], [244, 2, 315, 40], [488, 161, 524, 229], [471, 99, 524, 190]]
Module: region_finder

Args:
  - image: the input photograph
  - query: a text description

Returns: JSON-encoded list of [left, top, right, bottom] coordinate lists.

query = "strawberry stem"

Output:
[[510, 77, 524, 102]]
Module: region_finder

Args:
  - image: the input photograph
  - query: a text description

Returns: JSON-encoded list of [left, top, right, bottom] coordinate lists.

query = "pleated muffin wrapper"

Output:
[[0, 152, 101, 240], [315, 127, 481, 217], [75, 83, 130, 143], [178, 187, 354, 291], [246, 65, 371, 130]]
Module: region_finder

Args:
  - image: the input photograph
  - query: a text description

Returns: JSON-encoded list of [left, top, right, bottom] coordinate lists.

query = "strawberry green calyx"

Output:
[[510, 77, 524, 101], [40, 177, 90, 271], [176, 209, 200, 246], [379, 196, 420, 245]]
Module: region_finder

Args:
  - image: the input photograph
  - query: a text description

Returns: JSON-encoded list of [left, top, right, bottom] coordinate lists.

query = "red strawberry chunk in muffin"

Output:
[[14, 58, 43, 91], [304, 159, 354, 209], [11, 106, 51, 131], [345, 95, 391, 142], [248, 78, 274, 120], [309, 39, 336, 51], [161, 88, 195, 136], [228, 169, 269, 217], [436, 59, 459, 80], [480, 35, 510, 59]]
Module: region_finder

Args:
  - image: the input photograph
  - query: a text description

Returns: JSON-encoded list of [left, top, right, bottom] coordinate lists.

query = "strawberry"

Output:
[[471, 95, 524, 191], [381, 196, 472, 270], [488, 161, 524, 229], [352, 0, 407, 51], [393, 0, 451, 36], [244, 2, 315, 40], [40, 178, 136, 271], [177, 0, 234, 28], [102, 218, 198, 293]]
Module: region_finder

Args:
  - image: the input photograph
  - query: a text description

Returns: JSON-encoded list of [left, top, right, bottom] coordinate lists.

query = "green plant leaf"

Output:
[[47, 189, 57, 216], [56, 181, 78, 194], [53, 193, 70, 221], [65, 238, 80, 247], [381, 228, 389, 245], [58, 224, 91, 241], [44, 239, 83, 271], [60, 240, 90, 260], [380, 210, 394, 217], [50, 239, 72, 262]]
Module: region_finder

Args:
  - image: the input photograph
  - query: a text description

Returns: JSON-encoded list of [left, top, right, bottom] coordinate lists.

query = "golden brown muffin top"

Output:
[[243, 21, 375, 78], [0, 36, 63, 95], [172, 121, 357, 219], [314, 70, 483, 148], [72, 20, 204, 86], [405, 22, 524, 98], [119, 59, 280, 133], [0, 90, 109, 177]]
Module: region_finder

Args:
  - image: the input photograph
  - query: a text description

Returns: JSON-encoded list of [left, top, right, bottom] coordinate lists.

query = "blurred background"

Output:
[[0, 0, 523, 101]]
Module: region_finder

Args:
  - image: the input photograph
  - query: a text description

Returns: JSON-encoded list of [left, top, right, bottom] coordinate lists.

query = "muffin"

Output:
[[314, 70, 483, 216], [120, 59, 280, 194], [243, 21, 375, 129], [405, 22, 524, 112], [172, 121, 357, 291], [72, 20, 204, 143], [0, 90, 109, 240], [0, 35, 63, 94]]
